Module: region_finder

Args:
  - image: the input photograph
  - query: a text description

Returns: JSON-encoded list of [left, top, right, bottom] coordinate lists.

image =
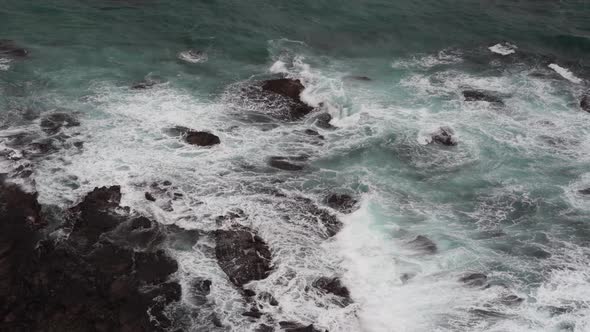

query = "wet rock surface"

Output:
[[0, 181, 181, 332], [463, 90, 505, 105], [279, 322, 323, 332], [431, 126, 457, 146], [459, 273, 489, 287], [324, 193, 358, 213], [40, 112, 80, 135], [241, 78, 315, 121], [185, 131, 221, 146], [268, 156, 307, 171], [215, 227, 272, 287], [312, 277, 352, 306], [578, 188, 590, 195]]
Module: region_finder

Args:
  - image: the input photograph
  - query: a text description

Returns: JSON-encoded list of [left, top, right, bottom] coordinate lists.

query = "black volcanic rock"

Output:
[[262, 78, 305, 101], [256, 78, 315, 120], [279, 322, 323, 332], [463, 90, 505, 105], [215, 228, 272, 287], [324, 193, 358, 213], [294, 196, 343, 237]]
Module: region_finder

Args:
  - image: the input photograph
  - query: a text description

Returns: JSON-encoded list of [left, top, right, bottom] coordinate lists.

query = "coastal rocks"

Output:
[[268, 156, 307, 171], [185, 131, 221, 146], [462, 90, 505, 105], [431, 126, 457, 146], [581, 94, 590, 113], [0, 40, 28, 58], [313, 112, 334, 129], [295, 197, 343, 237], [324, 193, 358, 213], [40, 112, 80, 135], [407, 235, 437, 254], [279, 322, 323, 332], [131, 77, 165, 90], [164, 126, 221, 146], [459, 273, 489, 288], [215, 227, 272, 286], [250, 78, 315, 120], [312, 277, 352, 306], [0, 182, 181, 331], [578, 188, 590, 195], [262, 78, 306, 101]]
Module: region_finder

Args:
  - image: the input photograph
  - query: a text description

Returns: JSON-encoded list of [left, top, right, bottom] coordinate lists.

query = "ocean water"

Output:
[[1, 0, 590, 331]]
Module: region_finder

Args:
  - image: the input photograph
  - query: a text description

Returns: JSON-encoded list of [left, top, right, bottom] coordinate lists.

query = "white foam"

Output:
[[269, 60, 288, 74], [177, 50, 208, 63], [548, 64, 583, 84], [489, 43, 517, 56], [0, 58, 11, 71]]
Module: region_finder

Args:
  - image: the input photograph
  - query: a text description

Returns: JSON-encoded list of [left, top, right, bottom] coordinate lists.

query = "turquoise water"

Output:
[[1, 1, 590, 331]]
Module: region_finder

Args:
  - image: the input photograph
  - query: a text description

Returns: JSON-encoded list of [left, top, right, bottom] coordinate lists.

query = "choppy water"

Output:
[[1, 0, 590, 331]]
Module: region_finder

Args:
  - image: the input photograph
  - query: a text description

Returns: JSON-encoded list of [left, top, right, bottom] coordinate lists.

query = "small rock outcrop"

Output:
[[268, 156, 307, 171], [259, 78, 315, 120], [407, 235, 437, 254], [459, 273, 488, 287], [578, 188, 590, 195], [164, 126, 220, 146], [324, 193, 358, 213], [40, 112, 80, 135], [215, 227, 272, 287], [312, 277, 351, 305], [431, 126, 457, 146], [462, 90, 505, 105]]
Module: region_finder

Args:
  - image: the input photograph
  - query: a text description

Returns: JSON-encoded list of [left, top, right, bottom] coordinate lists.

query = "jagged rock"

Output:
[[262, 78, 305, 101], [215, 228, 272, 286], [578, 188, 590, 195], [324, 193, 358, 213], [0, 40, 28, 58], [313, 113, 333, 129], [145, 192, 156, 201], [131, 77, 165, 90], [256, 324, 275, 332], [408, 235, 437, 254], [134, 250, 178, 283], [40, 112, 80, 135], [258, 291, 279, 306], [463, 90, 505, 105], [188, 278, 211, 305], [313, 277, 350, 298], [581, 94, 590, 113], [431, 126, 457, 146]]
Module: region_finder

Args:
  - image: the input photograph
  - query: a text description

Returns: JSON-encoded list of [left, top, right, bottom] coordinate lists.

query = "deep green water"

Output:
[[1, 1, 590, 331]]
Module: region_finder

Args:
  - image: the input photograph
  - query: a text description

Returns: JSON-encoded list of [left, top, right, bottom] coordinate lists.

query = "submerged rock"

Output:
[[324, 193, 358, 213], [268, 156, 306, 171], [131, 77, 165, 90], [279, 322, 323, 332], [178, 49, 208, 63], [462, 90, 505, 105], [185, 131, 221, 146], [459, 273, 488, 287], [295, 197, 343, 237], [581, 94, 590, 113], [40, 112, 80, 135], [215, 228, 272, 286], [313, 112, 334, 129], [312, 277, 351, 305], [578, 188, 590, 195], [407, 235, 437, 254], [0, 39, 28, 58], [344, 75, 371, 81], [431, 126, 457, 146]]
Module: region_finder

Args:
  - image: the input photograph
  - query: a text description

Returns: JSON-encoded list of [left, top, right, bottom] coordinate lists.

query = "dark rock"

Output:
[[188, 278, 211, 305], [581, 95, 590, 113], [269, 156, 306, 171], [314, 113, 333, 129], [324, 193, 358, 213], [256, 324, 275, 332], [459, 273, 488, 287], [0, 182, 181, 331], [408, 235, 437, 254], [578, 188, 590, 195], [344, 75, 371, 81], [262, 78, 305, 102], [145, 191, 156, 201], [312, 277, 351, 306], [215, 228, 272, 286], [0, 40, 28, 58], [185, 131, 220, 146], [500, 294, 524, 306], [134, 250, 178, 283], [279, 322, 322, 332], [463, 90, 505, 105], [431, 126, 457, 146], [243, 289, 257, 297], [258, 291, 279, 306], [304, 129, 324, 139], [295, 197, 343, 237], [131, 77, 164, 90], [242, 307, 263, 319], [40, 112, 80, 135]]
